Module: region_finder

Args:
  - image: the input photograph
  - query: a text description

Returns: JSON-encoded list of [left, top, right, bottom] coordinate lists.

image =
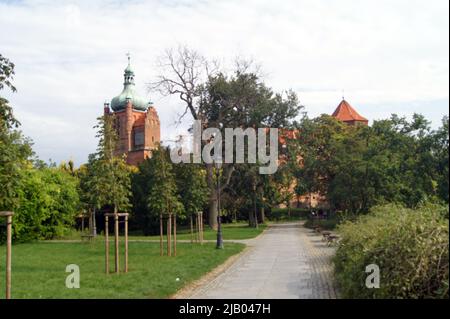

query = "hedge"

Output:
[[333, 204, 449, 299]]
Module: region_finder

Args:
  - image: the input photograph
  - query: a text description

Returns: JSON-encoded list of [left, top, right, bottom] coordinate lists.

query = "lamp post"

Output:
[[215, 159, 224, 249]]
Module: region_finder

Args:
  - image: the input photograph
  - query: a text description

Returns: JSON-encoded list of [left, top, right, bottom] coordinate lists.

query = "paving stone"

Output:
[[189, 222, 338, 299]]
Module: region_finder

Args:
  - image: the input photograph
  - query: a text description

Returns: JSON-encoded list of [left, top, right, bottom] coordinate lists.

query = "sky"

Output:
[[0, 0, 448, 166]]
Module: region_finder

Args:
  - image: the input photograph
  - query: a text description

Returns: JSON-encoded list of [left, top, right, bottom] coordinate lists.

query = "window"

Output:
[[133, 128, 144, 149]]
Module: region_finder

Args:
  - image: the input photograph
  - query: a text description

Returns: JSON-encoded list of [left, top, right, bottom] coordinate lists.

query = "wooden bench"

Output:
[[326, 235, 340, 246], [313, 225, 322, 233], [321, 231, 331, 241], [81, 234, 95, 242]]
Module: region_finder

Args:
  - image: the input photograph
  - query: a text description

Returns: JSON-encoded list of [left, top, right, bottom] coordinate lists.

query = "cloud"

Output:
[[0, 0, 448, 165]]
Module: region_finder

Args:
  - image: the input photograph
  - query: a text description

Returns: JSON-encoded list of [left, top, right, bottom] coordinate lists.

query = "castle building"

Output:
[[103, 57, 160, 166], [280, 98, 369, 211], [331, 99, 368, 125]]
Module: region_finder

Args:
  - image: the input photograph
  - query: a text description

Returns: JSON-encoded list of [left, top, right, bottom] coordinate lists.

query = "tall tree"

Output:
[[174, 161, 209, 239], [91, 114, 132, 215], [151, 47, 302, 228], [0, 54, 33, 211], [146, 146, 184, 255]]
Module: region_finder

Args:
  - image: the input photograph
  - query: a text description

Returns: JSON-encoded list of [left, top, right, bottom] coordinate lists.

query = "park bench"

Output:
[[321, 231, 331, 241], [313, 225, 322, 233], [326, 235, 340, 246], [81, 234, 95, 242]]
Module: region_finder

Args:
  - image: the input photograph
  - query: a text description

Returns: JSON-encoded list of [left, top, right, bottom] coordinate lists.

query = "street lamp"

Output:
[[214, 158, 224, 249]]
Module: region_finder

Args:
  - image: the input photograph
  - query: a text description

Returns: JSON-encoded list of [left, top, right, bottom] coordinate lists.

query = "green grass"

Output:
[[139, 222, 267, 241], [61, 222, 267, 241], [0, 241, 244, 299]]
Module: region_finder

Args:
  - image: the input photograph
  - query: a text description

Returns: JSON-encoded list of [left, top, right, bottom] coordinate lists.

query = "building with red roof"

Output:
[[331, 99, 368, 126]]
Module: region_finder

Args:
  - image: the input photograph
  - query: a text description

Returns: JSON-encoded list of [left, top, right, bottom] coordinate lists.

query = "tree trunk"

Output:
[[249, 209, 256, 227], [208, 192, 218, 230], [253, 196, 258, 229], [92, 208, 97, 236], [190, 214, 194, 243], [260, 207, 265, 224]]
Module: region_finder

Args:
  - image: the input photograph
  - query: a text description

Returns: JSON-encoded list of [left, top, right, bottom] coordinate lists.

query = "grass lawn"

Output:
[[131, 222, 267, 241], [61, 222, 267, 241], [0, 241, 244, 299]]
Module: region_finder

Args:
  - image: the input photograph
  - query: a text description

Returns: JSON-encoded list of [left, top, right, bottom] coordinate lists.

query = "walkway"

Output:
[[180, 222, 338, 299]]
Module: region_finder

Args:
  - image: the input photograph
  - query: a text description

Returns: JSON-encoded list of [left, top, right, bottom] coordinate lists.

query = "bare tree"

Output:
[[149, 46, 227, 229]]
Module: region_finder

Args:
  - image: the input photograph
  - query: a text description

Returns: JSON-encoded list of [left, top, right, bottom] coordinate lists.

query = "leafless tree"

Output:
[[149, 46, 230, 229]]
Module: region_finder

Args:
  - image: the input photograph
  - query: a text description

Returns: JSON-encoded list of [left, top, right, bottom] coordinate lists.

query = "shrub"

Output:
[[267, 208, 310, 221], [334, 203, 449, 299], [304, 217, 339, 230], [0, 167, 80, 242]]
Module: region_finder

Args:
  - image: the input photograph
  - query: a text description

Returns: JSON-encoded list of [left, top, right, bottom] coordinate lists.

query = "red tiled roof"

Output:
[[332, 99, 368, 123]]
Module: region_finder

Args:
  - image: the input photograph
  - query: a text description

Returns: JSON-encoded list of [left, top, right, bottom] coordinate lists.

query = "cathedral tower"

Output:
[[104, 56, 160, 166]]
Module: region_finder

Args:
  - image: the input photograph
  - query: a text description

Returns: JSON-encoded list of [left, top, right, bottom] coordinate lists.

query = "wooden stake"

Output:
[[190, 214, 194, 244], [195, 213, 199, 243], [6, 215, 12, 299], [114, 213, 119, 273], [200, 212, 204, 245], [124, 215, 128, 273], [167, 214, 172, 256], [105, 216, 109, 274], [159, 214, 163, 256], [173, 214, 177, 257]]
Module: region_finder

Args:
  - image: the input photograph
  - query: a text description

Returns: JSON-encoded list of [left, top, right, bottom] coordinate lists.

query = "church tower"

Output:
[[331, 99, 368, 126], [103, 56, 160, 166]]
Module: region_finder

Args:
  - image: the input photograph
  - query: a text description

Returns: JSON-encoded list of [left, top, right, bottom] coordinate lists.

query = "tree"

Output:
[[291, 112, 449, 215], [91, 114, 132, 215], [7, 167, 80, 242], [151, 47, 302, 228], [173, 161, 209, 241], [431, 117, 449, 203], [145, 146, 183, 256], [0, 54, 33, 211]]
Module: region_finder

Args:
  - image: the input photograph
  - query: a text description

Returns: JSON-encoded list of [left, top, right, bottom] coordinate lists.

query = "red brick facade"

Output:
[[105, 100, 160, 166]]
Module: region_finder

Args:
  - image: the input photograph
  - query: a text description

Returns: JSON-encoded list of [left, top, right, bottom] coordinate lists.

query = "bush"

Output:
[[334, 204, 449, 299], [267, 208, 310, 221], [0, 168, 80, 242], [304, 217, 339, 230]]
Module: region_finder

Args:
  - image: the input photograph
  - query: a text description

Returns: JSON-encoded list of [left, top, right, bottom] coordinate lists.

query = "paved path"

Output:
[[186, 222, 338, 299]]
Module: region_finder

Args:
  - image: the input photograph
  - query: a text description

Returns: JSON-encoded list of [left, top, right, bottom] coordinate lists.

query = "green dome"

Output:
[[110, 58, 149, 112]]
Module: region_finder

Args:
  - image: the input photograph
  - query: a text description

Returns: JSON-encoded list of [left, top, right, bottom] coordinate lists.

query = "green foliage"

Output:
[[267, 207, 310, 221], [292, 113, 450, 214], [334, 203, 449, 299], [3, 168, 80, 242], [131, 146, 184, 234], [87, 115, 132, 213], [0, 54, 33, 211], [303, 217, 339, 230], [146, 146, 183, 216], [173, 162, 209, 215]]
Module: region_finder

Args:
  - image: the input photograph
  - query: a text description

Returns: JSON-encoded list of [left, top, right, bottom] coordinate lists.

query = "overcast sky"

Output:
[[0, 0, 448, 165]]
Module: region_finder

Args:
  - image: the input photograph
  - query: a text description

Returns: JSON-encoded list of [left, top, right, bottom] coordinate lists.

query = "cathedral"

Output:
[[103, 57, 161, 166]]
